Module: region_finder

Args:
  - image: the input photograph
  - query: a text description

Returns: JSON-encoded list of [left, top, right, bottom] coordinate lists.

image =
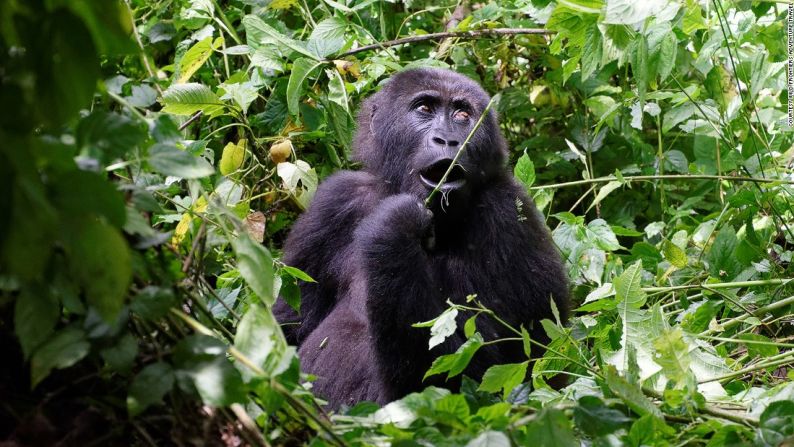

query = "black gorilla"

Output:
[[273, 68, 569, 408]]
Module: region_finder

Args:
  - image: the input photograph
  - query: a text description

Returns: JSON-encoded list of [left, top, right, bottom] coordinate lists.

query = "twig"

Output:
[[425, 94, 498, 207], [179, 111, 204, 131], [642, 278, 793, 294], [337, 28, 553, 59], [531, 174, 794, 190]]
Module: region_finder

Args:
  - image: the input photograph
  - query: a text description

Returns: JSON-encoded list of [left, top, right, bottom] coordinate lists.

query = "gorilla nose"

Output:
[[419, 158, 467, 190], [431, 136, 460, 147]]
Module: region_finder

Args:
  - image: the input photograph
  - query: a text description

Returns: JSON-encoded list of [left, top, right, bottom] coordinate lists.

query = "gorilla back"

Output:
[[273, 68, 569, 408]]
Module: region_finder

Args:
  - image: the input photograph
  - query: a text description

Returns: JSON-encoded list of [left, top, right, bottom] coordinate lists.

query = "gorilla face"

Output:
[[353, 68, 508, 211]]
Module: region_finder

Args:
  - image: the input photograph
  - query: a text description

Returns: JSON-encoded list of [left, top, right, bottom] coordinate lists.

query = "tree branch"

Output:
[[336, 28, 554, 59]]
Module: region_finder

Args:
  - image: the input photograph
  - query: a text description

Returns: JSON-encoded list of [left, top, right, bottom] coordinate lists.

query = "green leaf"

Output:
[[161, 83, 224, 116], [574, 396, 632, 437], [65, 218, 132, 322], [464, 315, 478, 339], [756, 400, 794, 446], [173, 335, 247, 406], [663, 240, 688, 268], [131, 286, 178, 321], [234, 304, 288, 381], [513, 152, 535, 189], [148, 143, 215, 179], [652, 328, 691, 384], [14, 286, 59, 359], [219, 139, 247, 175], [478, 362, 528, 399], [581, 23, 602, 80], [30, 327, 90, 388], [76, 111, 147, 164], [604, 366, 663, 420], [707, 226, 743, 280], [281, 265, 315, 282], [51, 170, 127, 228], [287, 58, 323, 117], [523, 407, 578, 447], [232, 234, 275, 306], [520, 326, 532, 358], [241, 15, 318, 60], [100, 333, 138, 373], [127, 362, 175, 416], [657, 32, 677, 81], [176, 36, 223, 84], [632, 36, 649, 106], [424, 333, 483, 380], [36, 12, 100, 127], [465, 431, 510, 447], [604, 0, 672, 25], [737, 334, 779, 358], [307, 17, 347, 58], [615, 261, 645, 308]]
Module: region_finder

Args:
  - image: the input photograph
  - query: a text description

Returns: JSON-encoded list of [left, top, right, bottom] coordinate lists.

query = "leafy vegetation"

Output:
[[2, 0, 794, 445]]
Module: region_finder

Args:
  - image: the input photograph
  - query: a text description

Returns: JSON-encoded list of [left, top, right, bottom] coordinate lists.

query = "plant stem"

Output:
[[642, 278, 793, 293], [531, 174, 794, 191], [425, 94, 498, 207], [337, 28, 553, 59]]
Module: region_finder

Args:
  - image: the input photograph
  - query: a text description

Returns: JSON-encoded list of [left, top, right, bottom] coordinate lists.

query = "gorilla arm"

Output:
[[353, 194, 459, 400], [273, 171, 381, 345]]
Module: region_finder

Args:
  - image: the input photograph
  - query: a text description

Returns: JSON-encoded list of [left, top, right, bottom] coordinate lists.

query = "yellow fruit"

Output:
[[269, 139, 292, 164]]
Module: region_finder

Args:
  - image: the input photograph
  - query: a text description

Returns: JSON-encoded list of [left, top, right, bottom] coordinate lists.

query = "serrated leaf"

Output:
[[241, 15, 318, 60], [478, 362, 528, 399], [737, 334, 779, 358], [149, 143, 215, 179], [663, 240, 688, 268], [523, 407, 579, 447], [513, 152, 535, 189], [161, 83, 224, 116], [232, 234, 275, 306], [652, 328, 691, 384], [604, 366, 663, 420], [429, 308, 458, 350], [287, 58, 322, 117], [581, 23, 602, 80], [424, 333, 483, 380], [465, 431, 510, 447], [707, 226, 743, 280], [307, 17, 347, 58]]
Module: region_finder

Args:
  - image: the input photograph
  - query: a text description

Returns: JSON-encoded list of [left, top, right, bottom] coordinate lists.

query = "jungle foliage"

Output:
[[1, 0, 794, 445]]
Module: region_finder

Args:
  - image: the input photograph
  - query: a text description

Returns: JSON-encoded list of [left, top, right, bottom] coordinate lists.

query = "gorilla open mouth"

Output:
[[419, 158, 467, 190]]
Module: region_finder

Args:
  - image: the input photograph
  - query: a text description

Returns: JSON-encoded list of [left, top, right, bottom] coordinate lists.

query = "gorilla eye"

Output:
[[453, 110, 470, 122], [416, 104, 432, 114]]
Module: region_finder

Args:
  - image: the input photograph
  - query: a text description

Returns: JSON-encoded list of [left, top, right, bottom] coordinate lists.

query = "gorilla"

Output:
[[273, 68, 569, 408]]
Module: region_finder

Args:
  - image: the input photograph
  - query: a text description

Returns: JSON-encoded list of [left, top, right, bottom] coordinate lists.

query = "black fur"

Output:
[[273, 68, 569, 408]]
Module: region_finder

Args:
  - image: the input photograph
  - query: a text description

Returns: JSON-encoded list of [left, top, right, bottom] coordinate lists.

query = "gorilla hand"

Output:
[[354, 194, 434, 253]]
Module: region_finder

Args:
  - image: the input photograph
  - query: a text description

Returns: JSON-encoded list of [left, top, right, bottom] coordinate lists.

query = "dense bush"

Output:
[[1, 0, 794, 445]]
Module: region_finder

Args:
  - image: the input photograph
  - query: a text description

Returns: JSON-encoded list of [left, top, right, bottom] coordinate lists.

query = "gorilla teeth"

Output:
[[420, 158, 466, 189]]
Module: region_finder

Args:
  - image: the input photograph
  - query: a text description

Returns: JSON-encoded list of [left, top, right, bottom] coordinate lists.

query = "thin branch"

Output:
[[425, 94, 498, 207], [336, 28, 553, 59], [531, 174, 794, 190]]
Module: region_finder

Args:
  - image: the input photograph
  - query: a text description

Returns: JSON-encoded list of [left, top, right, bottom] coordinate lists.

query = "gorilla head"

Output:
[[353, 68, 508, 211]]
